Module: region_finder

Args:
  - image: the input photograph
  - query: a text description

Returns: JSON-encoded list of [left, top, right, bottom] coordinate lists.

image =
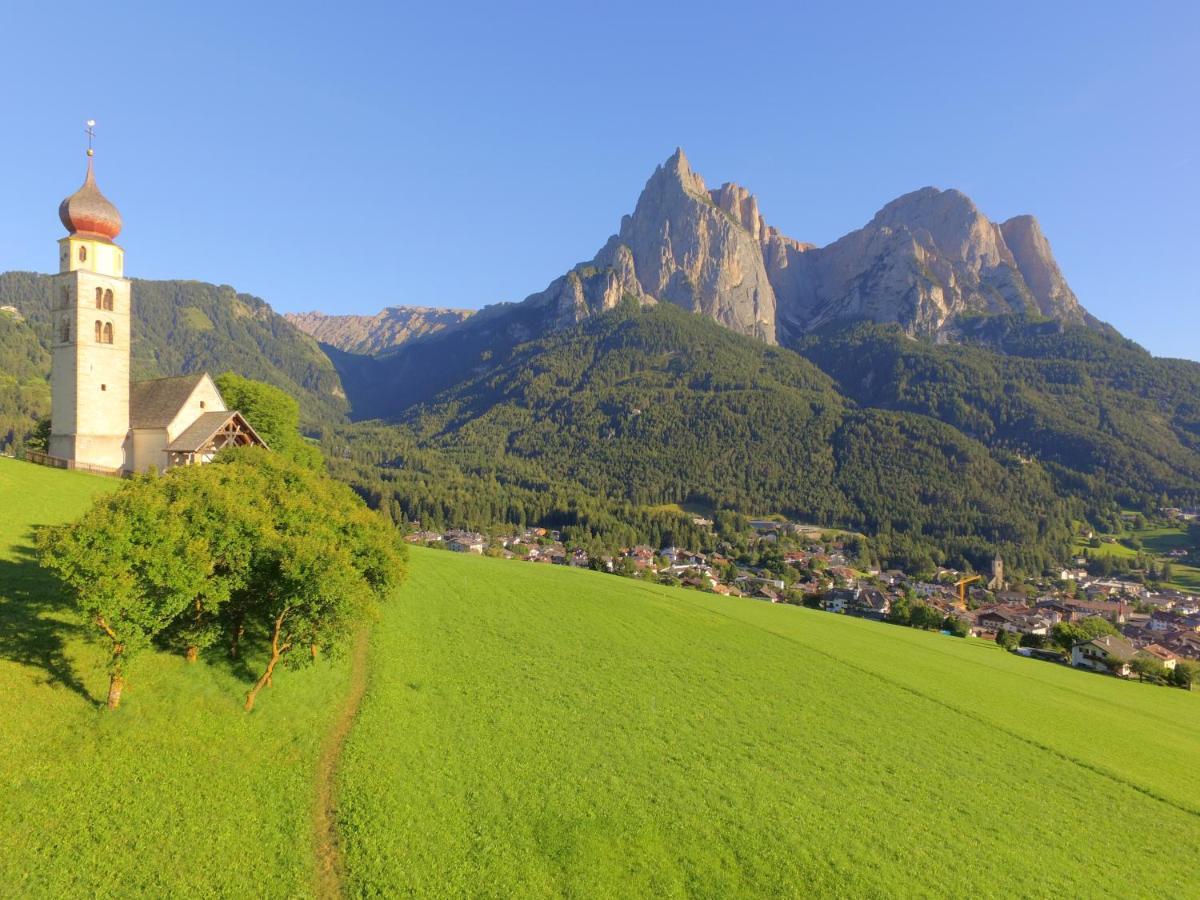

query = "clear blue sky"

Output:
[[1, 1, 1196, 359]]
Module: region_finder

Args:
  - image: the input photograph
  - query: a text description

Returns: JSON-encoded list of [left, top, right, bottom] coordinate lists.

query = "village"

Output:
[[406, 511, 1200, 688]]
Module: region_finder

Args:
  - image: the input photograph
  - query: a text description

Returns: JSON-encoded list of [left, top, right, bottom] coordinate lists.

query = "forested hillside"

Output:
[[0, 310, 50, 452], [795, 317, 1200, 516], [0, 272, 348, 441], [329, 302, 1076, 574]]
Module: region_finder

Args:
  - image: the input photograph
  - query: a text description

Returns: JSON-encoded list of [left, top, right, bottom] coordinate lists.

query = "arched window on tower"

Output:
[[59, 287, 69, 310], [59, 316, 71, 343], [102, 322, 114, 344], [78, 245, 87, 263], [94, 320, 103, 342], [103, 289, 114, 311], [95, 287, 104, 309]]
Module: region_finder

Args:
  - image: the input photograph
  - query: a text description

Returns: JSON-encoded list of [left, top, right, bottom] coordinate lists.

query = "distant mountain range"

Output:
[[287, 147, 1104, 361], [285, 306, 473, 356]]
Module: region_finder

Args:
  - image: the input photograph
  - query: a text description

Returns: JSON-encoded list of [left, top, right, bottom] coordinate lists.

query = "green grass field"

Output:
[[4, 458, 1200, 896], [1076, 522, 1200, 592], [0, 458, 352, 896], [337, 548, 1200, 897]]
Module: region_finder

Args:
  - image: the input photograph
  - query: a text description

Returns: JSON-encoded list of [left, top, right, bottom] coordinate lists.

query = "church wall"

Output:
[[130, 428, 168, 473], [58, 236, 124, 278], [165, 376, 227, 442]]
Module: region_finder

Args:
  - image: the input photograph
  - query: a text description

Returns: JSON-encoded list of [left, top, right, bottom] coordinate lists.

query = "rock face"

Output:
[[526, 151, 1092, 346], [998, 214, 1083, 321], [775, 187, 1091, 339], [306, 150, 1096, 354], [534, 149, 780, 343], [286, 306, 474, 356]]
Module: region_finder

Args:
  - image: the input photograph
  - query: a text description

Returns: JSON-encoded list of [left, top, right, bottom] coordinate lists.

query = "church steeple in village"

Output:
[[47, 123, 267, 475], [49, 123, 132, 470]]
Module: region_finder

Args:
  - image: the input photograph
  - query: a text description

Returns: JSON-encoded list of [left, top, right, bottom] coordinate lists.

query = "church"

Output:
[[49, 143, 266, 474]]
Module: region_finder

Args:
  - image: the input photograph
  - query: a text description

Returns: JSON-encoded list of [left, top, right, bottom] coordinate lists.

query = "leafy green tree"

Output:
[[909, 603, 941, 630], [995, 629, 1019, 650], [887, 594, 912, 626], [1170, 660, 1196, 690], [1130, 655, 1165, 683], [26, 417, 50, 452], [157, 463, 274, 662], [39, 478, 214, 708], [215, 372, 323, 469], [1051, 617, 1118, 654], [942, 614, 970, 638], [210, 449, 406, 711]]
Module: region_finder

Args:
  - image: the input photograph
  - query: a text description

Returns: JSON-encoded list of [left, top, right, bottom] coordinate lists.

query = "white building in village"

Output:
[[48, 141, 265, 473]]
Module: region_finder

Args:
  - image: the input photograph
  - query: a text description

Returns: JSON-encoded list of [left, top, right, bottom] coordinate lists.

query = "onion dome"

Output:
[[59, 157, 122, 241]]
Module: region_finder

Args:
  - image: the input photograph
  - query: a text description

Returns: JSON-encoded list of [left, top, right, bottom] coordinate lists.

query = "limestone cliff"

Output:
[[774, 187, 1092, 340], [302, 150, 1097, 354], [535, 149, 779, 343]]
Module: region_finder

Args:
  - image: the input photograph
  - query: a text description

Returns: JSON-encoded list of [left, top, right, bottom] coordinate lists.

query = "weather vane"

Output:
[[85, 119, 96, 157]]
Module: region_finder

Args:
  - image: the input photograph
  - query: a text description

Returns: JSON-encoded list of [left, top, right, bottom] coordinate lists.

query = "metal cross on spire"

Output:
[[85, 119, 96, 157]]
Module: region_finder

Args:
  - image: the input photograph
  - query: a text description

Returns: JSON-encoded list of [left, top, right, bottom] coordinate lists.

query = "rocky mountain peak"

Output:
[[456, 151, 1097, 351], [536, 149, 778, 343], [870, 187, 1013, 270], [999, 214, 1082, 320], [643, 147, 709, 200]]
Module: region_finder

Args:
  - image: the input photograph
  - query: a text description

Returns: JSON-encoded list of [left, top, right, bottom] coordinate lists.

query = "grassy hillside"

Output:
[[338, 547, 1199, 896], [0, 459, 351, 896]]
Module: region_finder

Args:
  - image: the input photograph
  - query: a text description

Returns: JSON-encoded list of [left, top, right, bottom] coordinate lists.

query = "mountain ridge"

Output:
[[285, 306, 474, 356]]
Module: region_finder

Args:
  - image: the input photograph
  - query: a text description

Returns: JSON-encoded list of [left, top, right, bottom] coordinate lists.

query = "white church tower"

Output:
[[50, 129, 131, 471]]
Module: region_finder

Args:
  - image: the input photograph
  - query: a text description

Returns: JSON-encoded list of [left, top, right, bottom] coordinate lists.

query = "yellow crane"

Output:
[[954, 574, 982, 609]]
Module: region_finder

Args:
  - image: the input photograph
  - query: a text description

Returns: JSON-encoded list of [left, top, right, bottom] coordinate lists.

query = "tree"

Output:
[[26, 416, 50, 452], [215, 372, 323, 469], [40, 447, 406, 712], [208, 449, 407, 711], [1051, 617, 1118, 654], [39, 477, 214, 708], [909, 603, 941, 630], [995, 628, 1019, 651], [1170, 660, 1197, 690], [942, 614, 970, 638], [1130, 655, 1166, 684], [887, 594, 912, 626]]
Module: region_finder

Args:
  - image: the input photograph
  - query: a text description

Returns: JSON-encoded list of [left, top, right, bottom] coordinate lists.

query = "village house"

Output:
[[1139, 644, 1179, 671], [405, 530, 445, 544], [847, 589, 890, 619], [1071, 635, 1137, 677], [445, 531, 486, 554], [825, 587, 858, 614]]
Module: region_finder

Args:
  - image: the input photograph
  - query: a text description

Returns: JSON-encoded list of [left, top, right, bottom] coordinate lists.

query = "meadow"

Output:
[[337, 547, 1200, 897], [0, 458, 352, 896], [4, 458, 1200, 897], [1076, 520, 1200, 592]]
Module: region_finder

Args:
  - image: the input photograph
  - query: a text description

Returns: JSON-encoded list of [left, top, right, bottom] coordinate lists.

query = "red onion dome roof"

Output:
[[59, 158, 122, 241]]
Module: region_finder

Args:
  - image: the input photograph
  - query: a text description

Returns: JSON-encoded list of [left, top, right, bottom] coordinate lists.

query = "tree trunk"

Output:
[[245, 610, 290, 712], [186, 645, 199, 663], [97, 620, 125, 711], [310, 644, 319, 660], [231, 622, 244, 658], [106, 673, 124, 709]]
